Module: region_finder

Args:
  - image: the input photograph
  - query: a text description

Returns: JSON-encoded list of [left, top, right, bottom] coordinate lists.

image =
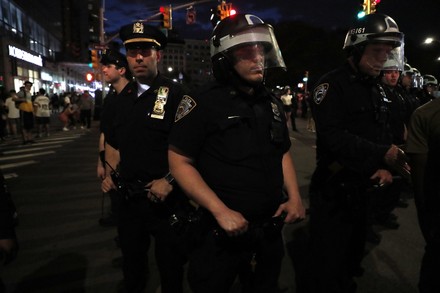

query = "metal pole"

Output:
[[99, 0, 107, 98]]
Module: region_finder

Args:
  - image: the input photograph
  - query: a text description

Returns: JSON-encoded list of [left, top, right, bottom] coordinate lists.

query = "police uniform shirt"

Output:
[[100, 84, 131, 136], [106, 74, 187, 182], [312, 62, 392, 178], [169, 82, 291, 219]]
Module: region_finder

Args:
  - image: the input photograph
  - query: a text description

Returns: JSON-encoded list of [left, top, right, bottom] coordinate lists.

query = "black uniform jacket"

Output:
[[106, 74, 187, 182], [311, 62, 392, 186], [169, 81, 291, 219]]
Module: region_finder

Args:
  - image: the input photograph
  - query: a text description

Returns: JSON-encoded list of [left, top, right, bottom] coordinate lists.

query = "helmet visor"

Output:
[[211, 24, 286, 70], [383, 42, 405, 71]]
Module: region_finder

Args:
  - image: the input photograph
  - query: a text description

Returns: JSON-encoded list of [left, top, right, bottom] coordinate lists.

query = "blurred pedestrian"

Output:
[[16, 81, 35, 144], [33, 88, 51, 137], [78, 90, 93, 129]]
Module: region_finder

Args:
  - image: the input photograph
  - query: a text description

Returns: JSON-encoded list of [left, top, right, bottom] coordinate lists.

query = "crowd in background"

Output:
[[0, 82, 97, 144]]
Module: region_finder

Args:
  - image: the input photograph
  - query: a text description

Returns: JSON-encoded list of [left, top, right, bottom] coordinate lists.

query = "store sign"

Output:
[[8, 45, 43, 67], [41, 71, 53, 81]]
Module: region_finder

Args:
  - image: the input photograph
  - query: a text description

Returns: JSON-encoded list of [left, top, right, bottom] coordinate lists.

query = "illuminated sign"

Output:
[[8, 45, 43, 67]]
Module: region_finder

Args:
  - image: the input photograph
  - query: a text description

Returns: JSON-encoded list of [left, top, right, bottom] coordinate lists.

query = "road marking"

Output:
[[0, 160, 37, 169], [0, 151, 55, 161], [2, 145, 62, 155], [3, 172, 18, 179]]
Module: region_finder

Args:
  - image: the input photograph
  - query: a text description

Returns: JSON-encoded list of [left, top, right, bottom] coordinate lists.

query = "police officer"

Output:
[[168, 14, 305, 293], [418, 74, 438, 105], [97, 49, 132, 227], [101, 23, 191, 293], [308, 14, 408, 293]]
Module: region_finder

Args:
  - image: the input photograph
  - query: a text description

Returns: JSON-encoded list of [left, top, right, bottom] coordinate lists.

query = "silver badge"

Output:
[[271, 102, 282, 122], [175, 95, 197, 122], [151, 86, 169, 119], [313, 83, 329, 105]]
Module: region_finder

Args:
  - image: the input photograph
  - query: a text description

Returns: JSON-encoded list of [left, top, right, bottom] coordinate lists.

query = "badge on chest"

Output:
[[151, 86, 169, 119]]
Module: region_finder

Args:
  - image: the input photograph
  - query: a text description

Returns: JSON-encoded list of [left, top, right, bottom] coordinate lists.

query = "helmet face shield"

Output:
[[383, 45, 405, 71], [211, 15, 286, 70]]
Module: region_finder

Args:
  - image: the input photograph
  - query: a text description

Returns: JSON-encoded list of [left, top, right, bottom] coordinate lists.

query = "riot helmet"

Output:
[[210, 13, 286, 83], [343, 14, 405, 70], [401, 63, 414, 76], [423, 74, 438, 87], [382, 59, 400, 71], [412, 68, 424, 89]]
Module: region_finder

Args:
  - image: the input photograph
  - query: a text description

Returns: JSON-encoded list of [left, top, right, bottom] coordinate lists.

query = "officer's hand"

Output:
[[274, 198, 306, 224], [101, 176, 115, 193], [0, 239, 18, 265], [370, 169, 393, 186], [214, 208, 248, 237], [145, 178, 173, 203], [97, 164, 105, 180]]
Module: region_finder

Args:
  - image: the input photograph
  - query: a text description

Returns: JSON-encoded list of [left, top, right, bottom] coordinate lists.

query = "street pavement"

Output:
[[0, 116, 424, 293]]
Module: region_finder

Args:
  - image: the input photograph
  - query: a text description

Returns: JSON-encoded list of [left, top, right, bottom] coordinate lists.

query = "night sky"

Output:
[[103, 0, 440, 43], [103, 0, 440, 77]]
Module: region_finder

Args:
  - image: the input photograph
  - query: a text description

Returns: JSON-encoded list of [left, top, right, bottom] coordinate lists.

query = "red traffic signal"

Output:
[[160, 5, 172, 29], [86, 72, 95, 82]]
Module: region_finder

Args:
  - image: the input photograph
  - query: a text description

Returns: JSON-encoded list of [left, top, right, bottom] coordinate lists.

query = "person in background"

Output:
[[5, 90, 20, 138], [406, 97, 440, 293], [280, 86, 293, 128], [97, 49, 132, 227], [418, 74, 438, 106], [16, 81, 35, 144], [169, 14, 305, 293], [33, 88, 51, 137], [78, 90, 93, 129]]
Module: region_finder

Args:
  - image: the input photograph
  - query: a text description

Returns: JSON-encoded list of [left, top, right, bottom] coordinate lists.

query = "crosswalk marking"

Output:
[[0, 160, 38, 169], [0, 151, 56, 161], [0, 130, 87, 178], [2, 145, 62, 155]]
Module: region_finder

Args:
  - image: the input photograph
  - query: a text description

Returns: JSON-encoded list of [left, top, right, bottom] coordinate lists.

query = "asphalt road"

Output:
[[0, 116, 424, 293]]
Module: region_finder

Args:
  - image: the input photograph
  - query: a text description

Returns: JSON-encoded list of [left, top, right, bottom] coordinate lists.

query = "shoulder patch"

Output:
[[313, 83, 329, 105], [175, 95, 197, 122]]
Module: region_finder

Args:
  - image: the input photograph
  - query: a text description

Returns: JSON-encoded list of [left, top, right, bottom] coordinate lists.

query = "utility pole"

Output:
[[99, 0, 107, 98]]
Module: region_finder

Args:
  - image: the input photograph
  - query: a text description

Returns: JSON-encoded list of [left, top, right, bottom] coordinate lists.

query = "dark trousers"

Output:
[[118, 199, 187, 293], [188, 224, 284, 293], [416, 208, 440, 293], [308, 188, 368, 293], [80, 109, 92, 128]]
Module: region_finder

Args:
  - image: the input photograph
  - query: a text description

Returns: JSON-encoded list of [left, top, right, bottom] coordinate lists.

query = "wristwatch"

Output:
[[164, 172, 175, 185]]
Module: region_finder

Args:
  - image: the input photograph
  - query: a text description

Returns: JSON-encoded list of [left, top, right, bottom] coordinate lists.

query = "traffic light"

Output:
[[357, 0, 368, 18], [370, 0, 380, 14], [186, 6, 196, 25], [86, 72, 95, 82], [160, 5, 172, 29], [219, 2, 233, 20], [90, 50, 99, 69]]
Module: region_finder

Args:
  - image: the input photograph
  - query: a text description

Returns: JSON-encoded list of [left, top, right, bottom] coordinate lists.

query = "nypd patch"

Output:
[[175, 95, 197, 122], [313, 83, 329, 105]]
